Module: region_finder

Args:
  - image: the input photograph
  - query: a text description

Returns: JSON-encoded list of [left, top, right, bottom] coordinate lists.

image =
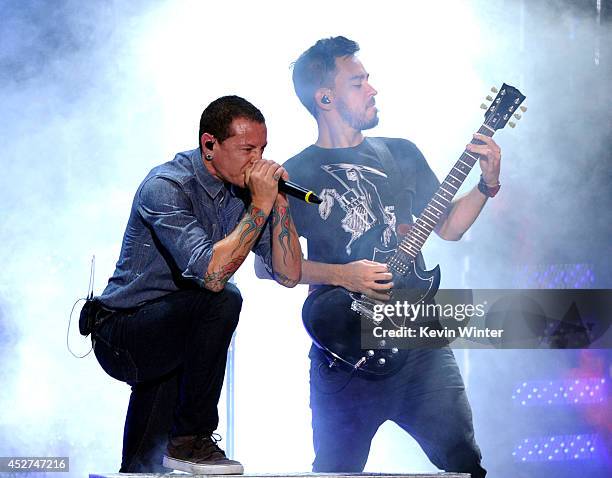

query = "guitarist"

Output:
[[277, 36, 502, 477]]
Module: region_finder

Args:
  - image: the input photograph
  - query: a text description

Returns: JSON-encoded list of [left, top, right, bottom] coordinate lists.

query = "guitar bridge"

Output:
[[351, 298, 382, 324]]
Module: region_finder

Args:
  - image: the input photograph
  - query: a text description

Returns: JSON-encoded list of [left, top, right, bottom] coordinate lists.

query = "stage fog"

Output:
[[0, 0, 610, 477]]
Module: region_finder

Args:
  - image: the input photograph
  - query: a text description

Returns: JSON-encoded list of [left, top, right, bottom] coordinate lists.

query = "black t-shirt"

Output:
[[283, 137, 440, 264]]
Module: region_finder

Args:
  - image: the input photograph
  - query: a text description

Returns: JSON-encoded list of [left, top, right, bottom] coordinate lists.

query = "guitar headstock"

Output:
[[480, 83, 527, 131]]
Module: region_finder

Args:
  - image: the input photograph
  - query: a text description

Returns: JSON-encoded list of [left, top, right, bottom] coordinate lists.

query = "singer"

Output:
[[84, 95, 301, 474]]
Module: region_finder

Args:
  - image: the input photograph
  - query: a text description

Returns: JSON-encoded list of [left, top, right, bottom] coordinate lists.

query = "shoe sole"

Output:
[[163, 455, 244, 475]]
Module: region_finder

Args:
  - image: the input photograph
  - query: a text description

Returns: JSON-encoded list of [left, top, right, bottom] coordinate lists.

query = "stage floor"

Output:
[[90, 473, 470, 478]]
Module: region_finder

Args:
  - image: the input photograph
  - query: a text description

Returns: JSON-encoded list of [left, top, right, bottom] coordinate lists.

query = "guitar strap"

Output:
[[365, 137, 426, 269], [365, 137, 413, 226]]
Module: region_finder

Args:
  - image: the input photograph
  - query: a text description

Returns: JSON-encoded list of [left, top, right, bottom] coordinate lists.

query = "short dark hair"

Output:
[[198, 95, 265, 149], [291, 36, 360, 116]]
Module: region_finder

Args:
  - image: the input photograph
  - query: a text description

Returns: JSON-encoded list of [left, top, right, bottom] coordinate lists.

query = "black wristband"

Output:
[[478, 175, 501, 198]]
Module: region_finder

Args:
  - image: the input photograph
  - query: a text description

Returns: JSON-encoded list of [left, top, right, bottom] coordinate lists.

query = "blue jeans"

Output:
[[92, 284, 242, 472], [309, 347, 486, 478]]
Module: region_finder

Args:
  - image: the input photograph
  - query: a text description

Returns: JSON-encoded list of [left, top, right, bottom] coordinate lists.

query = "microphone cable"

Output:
[[313, 360, 357, 395], [66, 255, 96, 358]]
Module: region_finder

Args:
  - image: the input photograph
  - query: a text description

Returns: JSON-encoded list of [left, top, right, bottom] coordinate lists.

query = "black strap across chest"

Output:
[[365, 137, 414, 226]]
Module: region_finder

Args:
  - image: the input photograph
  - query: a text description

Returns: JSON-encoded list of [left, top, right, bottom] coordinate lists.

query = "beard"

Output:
[[336, 99, 379, 131]]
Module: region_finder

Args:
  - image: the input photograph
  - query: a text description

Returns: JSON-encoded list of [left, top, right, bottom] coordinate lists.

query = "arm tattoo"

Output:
[[273, 205, 294, 266], [271, 206, 280, 229], [204, 255, 246, 290], [205, 205, 268, 290], [238, 204, 268, 247], [273, 270, 299, 287]]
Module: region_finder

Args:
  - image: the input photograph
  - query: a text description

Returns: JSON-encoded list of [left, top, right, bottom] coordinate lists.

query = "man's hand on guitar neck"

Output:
[[436, 133, 503, 241], [302, 258, 393, 301], [467, 133, 502, 186]]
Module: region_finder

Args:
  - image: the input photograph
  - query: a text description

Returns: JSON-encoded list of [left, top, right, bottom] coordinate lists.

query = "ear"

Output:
[[315, 88, 334, 111], [201, 132, 216, 151]]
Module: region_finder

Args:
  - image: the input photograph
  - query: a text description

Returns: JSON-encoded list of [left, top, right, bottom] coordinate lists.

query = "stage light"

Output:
[[514, 263, 596, 288], [512, 377, 607, 406], [513, 433, 600, 463]]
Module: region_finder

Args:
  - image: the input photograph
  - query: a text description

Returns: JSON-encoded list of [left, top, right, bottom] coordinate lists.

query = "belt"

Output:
[[78, 299, 116, 337]]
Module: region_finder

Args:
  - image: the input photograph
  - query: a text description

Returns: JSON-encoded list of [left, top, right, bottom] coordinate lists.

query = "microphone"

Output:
[[278, 179, 322, 204]]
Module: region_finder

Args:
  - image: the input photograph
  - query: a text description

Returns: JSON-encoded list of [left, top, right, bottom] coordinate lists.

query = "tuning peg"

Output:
[[508, 121, 516, 128], [486, 95, 494, 101], [490, 86, 499, 93], [519, 105, 527, 112], [480, 103, 489, 110], [513, 113, 522, 120]]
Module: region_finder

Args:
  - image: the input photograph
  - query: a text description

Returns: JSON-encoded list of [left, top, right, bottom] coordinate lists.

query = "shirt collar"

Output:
[[189, 147, 225, 199]]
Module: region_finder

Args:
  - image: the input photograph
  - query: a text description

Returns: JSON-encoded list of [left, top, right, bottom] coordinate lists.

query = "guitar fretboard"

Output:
[[387, 124, 495, 274]]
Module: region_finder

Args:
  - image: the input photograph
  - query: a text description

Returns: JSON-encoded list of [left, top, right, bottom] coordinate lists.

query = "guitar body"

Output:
[[303, 227, 441, 376]]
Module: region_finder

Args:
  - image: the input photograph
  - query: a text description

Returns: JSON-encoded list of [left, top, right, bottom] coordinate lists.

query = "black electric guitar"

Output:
[[303, 84, 527, 375]]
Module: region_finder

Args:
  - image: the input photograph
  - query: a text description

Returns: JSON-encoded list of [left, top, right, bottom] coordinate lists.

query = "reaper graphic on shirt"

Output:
[[318, 163, 396, 255]]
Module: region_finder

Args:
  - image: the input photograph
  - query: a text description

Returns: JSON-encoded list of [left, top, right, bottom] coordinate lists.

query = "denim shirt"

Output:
[[99, 148, 273, 309]]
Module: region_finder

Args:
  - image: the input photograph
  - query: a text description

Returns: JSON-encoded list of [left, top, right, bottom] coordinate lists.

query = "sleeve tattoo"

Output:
[[272, 204, 295, 266], [204, 255, 247, 290], [204, 205, 268, 291], [238, 204, 267, 247], [273, 270, 299, 287]]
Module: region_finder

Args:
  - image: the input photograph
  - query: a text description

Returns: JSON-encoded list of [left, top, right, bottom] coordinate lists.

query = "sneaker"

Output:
[[162, 434, 244, 474]]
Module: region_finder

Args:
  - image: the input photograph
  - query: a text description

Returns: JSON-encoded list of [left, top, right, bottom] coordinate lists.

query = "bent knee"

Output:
[[217, 283, 243, 317]]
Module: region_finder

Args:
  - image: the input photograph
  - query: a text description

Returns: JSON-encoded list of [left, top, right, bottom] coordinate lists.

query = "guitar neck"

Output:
[[389, 124, 495, 268]]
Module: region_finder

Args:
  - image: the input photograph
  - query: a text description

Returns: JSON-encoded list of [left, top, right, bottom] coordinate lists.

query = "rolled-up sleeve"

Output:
[[137, 176, 212, 286]]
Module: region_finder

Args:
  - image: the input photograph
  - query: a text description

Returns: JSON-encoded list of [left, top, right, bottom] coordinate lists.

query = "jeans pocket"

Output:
[[93, 337, 139, 384], [310, 359, 352, 396]]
